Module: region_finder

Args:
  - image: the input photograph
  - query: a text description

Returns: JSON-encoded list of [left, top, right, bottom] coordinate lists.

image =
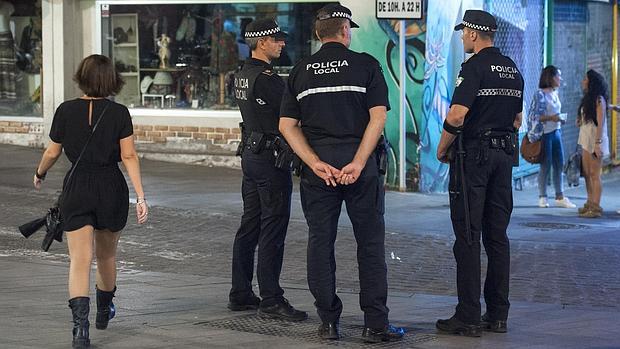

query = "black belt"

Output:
[[488, 135, 511, 150], [464, 129, 513, 147], [241, 131, 278, 154]]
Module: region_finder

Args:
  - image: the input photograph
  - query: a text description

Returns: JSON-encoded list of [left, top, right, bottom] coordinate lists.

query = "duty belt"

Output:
[[473, 129, 515, 165], [239, 130, 277, 155]]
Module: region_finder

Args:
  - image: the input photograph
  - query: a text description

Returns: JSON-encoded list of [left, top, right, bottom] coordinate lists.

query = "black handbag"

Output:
[[20, 101, 110, 251]]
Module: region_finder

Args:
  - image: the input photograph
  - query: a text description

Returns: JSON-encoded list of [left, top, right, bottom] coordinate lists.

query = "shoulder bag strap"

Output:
[[63, 100, 111, 190]]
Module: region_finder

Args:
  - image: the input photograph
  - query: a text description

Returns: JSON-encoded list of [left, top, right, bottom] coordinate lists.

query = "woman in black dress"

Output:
[[33, 54, 147, 348]]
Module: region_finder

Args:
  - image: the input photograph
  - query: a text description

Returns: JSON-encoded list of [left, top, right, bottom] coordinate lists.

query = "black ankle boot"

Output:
[[68, 297, 90, 348], [95, 285, 116, 330]]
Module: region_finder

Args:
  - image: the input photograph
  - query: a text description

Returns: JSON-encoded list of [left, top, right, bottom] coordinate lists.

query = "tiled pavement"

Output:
[[1, 144, 619, 348]]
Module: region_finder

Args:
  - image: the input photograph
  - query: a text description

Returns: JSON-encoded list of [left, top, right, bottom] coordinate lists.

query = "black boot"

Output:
[[68, 297, 91, 348], [95, 285, 116, 330]]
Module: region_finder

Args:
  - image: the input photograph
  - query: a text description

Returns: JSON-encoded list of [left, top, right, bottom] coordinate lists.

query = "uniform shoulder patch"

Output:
[[261, 70, 275, 76]]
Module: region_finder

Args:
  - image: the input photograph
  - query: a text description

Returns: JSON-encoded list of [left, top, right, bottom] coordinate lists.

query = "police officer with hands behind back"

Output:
[[228, 18, 307, 322], [436, 10, 523, 337], [279, 3, 404, 343]]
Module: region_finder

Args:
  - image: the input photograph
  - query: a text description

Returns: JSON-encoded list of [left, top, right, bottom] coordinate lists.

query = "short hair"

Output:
[[314, 14, 348, 40], [73, 54, 124, 97], [539, 65, 560, 89], [474, 29, 495, 41], [245, 37, 261, 51]]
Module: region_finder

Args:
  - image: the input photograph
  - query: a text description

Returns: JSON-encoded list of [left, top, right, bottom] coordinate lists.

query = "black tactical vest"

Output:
[[234, 63, 279, 135]]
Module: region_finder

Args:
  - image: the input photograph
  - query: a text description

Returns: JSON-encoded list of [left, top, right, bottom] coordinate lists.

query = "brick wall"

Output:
[[0, 120, 242, 167], [0, 121, 32, 134], [0, 120, 45, 147], [133, 124, 241, 145], [131, 123, 242, 168]]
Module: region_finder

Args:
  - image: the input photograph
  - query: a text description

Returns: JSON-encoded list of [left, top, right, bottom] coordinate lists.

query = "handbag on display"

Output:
[[19, 101, 110, 251]]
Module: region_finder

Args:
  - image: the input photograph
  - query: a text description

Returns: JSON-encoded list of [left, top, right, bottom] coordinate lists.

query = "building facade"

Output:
[[0, 0, 617, 192]]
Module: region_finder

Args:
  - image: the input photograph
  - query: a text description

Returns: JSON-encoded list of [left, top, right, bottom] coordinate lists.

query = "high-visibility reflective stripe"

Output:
[[477, 88, 522, 98], [296, 86, 367, 101]]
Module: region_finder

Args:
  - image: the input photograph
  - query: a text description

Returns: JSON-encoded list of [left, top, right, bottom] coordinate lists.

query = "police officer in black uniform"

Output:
[[279, 4, 404, 343], [229, 18, 307, 322], [436, 10, 524, 337]]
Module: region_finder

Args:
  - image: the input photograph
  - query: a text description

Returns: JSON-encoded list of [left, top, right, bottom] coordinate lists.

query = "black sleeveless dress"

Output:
[[49, 98, 133, 232]]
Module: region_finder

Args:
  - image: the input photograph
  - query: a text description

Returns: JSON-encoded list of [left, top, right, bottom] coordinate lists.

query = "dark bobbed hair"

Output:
[[73, 54, 125, 97], [539, 65, 559, 89], [579, 69, 609, 126]]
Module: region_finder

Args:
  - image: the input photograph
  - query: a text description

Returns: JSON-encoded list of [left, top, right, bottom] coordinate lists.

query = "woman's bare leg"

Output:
[[67, 225, 95, 298], [582, 151, 603, 206], [94, 229, 121, 291], [589, 156, 603, 206], [582, 150, 592, 203]]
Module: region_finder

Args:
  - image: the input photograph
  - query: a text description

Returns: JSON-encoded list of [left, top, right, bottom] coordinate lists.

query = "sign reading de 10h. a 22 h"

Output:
[[376, 0, 423, 20]]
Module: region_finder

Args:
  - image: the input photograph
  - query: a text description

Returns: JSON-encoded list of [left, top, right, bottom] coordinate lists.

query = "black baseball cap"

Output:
[[454, 10, 497, 32], [244, 18, 287, 39], [316, 3, 359, 28]]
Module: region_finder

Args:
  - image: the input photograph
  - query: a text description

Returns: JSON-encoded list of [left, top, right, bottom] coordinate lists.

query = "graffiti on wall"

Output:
[[345, 1, 426, 190], [344, 0, 546, 192], [420, 0, 483, 192]]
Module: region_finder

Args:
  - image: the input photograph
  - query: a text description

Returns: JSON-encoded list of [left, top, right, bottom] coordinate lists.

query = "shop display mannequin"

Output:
[[210, 16, 238, 105], [157, 34, 171, 69], [0, 0, 16, 100]]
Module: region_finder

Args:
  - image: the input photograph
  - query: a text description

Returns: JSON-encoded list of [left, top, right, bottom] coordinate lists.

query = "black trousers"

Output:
[[449, 145, 512, 324], [300, 144, 388, 329], [230, 151, 292, 307]]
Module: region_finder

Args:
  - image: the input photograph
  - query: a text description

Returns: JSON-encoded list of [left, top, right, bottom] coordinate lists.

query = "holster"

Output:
[[476, 129, 514, 165], [274, 136, 296, 171], [375, 135, 389, 175], [248, 131, 266, 154], [510, 131, 519, 167], [292, 155, 302, 177], [236, 122, 246, 157]]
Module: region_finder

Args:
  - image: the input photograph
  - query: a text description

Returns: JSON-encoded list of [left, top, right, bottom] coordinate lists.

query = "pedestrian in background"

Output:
[[33, 54, 147, 348], [529, 66, 575, 209], [577, 69, 609, 218], [279, 3, 404, 343]]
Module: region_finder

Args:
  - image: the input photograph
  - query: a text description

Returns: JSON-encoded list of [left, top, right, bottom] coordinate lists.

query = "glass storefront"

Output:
[[0, 0, 42, 117], [100, 1, 331, 111]]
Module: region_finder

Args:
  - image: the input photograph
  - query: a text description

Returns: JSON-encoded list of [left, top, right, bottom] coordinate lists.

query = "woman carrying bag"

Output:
[[33, 54, 148, 348], [530, 66, 575, 209]]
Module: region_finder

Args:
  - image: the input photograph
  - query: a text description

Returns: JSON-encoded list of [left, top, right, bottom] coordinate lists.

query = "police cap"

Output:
[[245, 18, 287, 39], [316, 3, 359, 28], [454, 10, 497, 32]]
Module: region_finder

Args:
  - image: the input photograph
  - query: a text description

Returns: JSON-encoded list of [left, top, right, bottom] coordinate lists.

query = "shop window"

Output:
[[0, 0, 42, 117], [101, 2, 330, 111]]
